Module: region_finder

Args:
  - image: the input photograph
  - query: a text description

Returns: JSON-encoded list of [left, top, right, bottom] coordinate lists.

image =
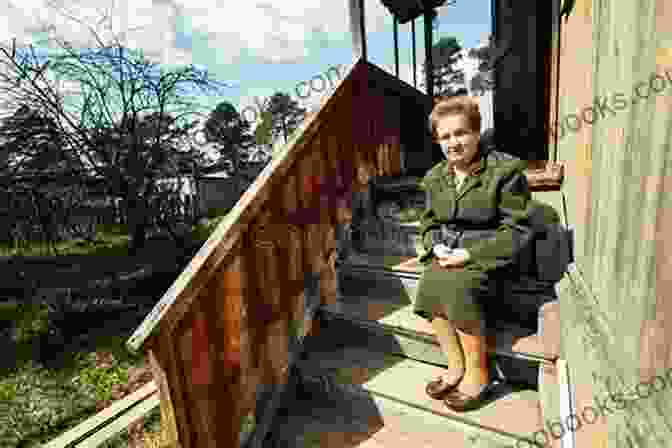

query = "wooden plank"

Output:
[[147, 348, 180, 448], [540, 301, 561, 363], [320, 249, 339, 307], [281, 171, 299, 225], [178, 312, 217, 448], [524, 162, 565, 192], [287, 224, 304, 286], [559, 265, 610, 448], [155, 324, 193, 448], [640, 173, 672, 380], [79, 393, 160, 447], [208, 257, 245, 448], [126, 57, 362, 353], [555, 0, 672, 446], [252, 216, 282, 311], [322, 300, 557, 362], [43, 381, 158, 448]]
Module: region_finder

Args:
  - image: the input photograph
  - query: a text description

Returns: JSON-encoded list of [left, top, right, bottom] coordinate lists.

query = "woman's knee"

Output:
[[431, 312, 484, 334], [452, 318, 486, 335]]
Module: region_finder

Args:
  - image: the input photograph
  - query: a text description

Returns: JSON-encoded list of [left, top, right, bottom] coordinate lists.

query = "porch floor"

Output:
[[267, 332, 544, 448]]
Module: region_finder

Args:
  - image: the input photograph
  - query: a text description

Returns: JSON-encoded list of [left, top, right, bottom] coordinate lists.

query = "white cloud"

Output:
[[175, 0, 389, 64], [1, 0, 393, 73], [1, 0, 188, 66], [0, 0, 397, 121]]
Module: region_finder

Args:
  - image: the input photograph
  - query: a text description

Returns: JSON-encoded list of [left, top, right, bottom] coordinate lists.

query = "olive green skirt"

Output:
[[412, 259, 500, 324]]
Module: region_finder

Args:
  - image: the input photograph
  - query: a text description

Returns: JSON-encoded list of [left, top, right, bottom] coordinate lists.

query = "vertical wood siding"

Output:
[[551, 0, 672, 446]]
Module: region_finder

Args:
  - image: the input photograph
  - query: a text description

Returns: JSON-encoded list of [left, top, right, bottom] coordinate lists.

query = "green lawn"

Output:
[[0, 230, 131, 258], [0, 213, 232, 447], [0, 301, 154, 447]]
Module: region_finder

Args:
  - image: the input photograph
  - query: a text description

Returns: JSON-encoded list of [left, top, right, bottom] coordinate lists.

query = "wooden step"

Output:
[[270, 369, 520, 448], [330, 255, 558, 385], [294, 343, 548, 447], [330, 274, 556, 362], [318, 311, 545, 388]]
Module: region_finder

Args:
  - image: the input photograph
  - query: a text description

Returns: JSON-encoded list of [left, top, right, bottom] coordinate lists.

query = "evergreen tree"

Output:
[[266, 93, 306, 144], [422, 36, 465, 96]]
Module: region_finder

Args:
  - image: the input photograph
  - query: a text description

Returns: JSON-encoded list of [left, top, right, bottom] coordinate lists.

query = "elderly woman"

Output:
[[415, 96, 534, 411]]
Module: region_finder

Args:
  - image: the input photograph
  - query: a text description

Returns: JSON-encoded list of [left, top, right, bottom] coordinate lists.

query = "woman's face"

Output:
[[435, 114, 480, 169]]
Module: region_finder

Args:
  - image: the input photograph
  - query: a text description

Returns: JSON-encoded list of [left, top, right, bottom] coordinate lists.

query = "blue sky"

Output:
[[0, 0, 491, 129]]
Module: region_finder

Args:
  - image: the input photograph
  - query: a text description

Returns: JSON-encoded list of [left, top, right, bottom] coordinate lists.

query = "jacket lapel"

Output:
[[456, 176, 482, 201], [455, 155, 487, 201], [437, 161, 455, 193]]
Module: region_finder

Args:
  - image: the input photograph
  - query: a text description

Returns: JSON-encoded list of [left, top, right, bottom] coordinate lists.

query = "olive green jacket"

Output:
[[416, 152, 535, 272]]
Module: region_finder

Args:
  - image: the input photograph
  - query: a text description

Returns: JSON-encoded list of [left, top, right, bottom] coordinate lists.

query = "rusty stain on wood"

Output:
[[148, 349, 180, 447]]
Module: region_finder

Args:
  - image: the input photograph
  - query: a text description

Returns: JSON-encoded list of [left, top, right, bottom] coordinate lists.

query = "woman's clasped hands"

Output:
[[433, 244, 471, 268]]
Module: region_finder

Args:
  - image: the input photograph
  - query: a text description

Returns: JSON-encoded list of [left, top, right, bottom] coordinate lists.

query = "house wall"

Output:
[[197, 178, 243, 215], [548, 0, 672, 446]]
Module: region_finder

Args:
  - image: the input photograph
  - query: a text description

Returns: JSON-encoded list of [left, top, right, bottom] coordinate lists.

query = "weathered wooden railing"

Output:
[[124, 57, 426, 448]]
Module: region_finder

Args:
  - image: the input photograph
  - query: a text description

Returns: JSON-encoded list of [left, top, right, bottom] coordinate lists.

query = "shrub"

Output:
[[7, 303, 50, 344], [74, 353, 130, 403]]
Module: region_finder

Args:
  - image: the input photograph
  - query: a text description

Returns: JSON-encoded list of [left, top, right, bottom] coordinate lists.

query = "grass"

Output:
[[0, 212, 236, 447], [0, 226, 131, 258], [0, 300, 148, 447], [0, 299, 173, 447], [0, 209, 232, 258]]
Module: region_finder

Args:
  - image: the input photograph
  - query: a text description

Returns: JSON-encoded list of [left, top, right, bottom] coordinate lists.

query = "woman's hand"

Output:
[[437, 248, 471, 268]]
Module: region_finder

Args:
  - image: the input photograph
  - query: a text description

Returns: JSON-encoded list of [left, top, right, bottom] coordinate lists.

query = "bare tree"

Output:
[[0, 8, 233, 253]]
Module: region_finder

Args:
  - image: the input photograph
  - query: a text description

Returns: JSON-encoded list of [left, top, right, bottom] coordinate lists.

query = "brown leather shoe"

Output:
[[425, 372, 464, 400], [443, 380, 499, 412]]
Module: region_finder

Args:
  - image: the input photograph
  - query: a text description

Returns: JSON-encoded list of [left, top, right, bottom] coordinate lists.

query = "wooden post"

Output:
[[148, 350, 180, 448], [393, 15, 400, 78], [411, 18, 417, 88], [349, 0, 367, 61], [424, 9, 434, 98]]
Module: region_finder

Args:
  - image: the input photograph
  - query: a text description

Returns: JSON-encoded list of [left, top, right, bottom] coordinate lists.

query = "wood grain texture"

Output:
[[525, 162, 565, 191], [539, 301, 561, 362], [155, 325, 193, 448], [552, 0, 672, 444], [640, 173, 672, 379], [178, 310, 218, 448], [287, 224, 304, 286], [320, 249, 339, 307], [148, 349, 180, 448], [281, 171, 299, 222]]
